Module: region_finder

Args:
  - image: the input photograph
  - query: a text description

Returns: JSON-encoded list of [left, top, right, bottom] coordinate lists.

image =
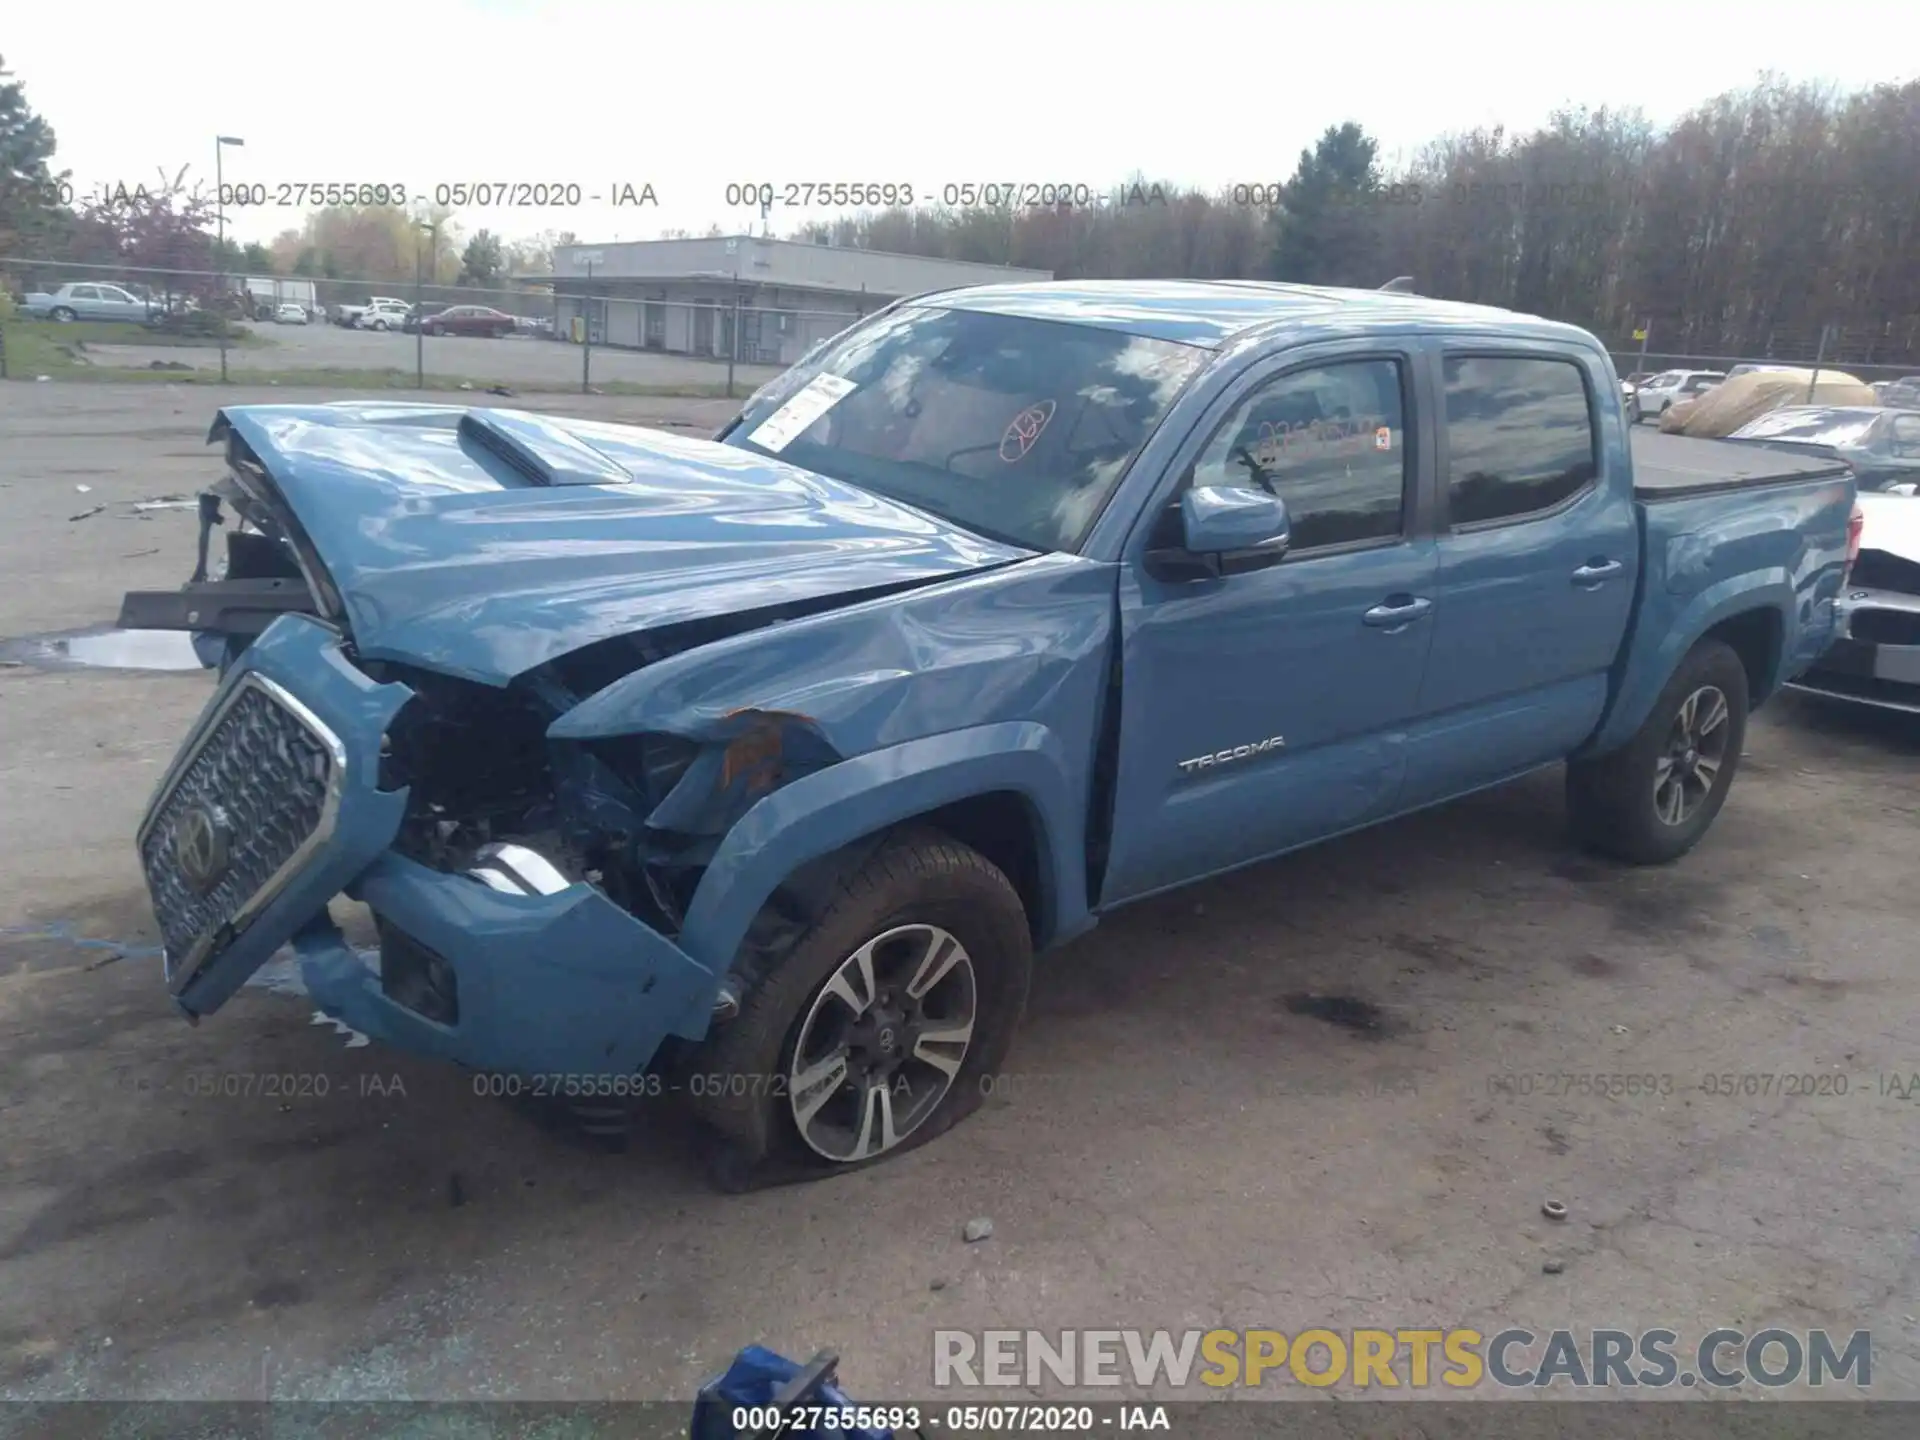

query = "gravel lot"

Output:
[[77, 319, 783, 392], [2, 381, 1918, 1408]]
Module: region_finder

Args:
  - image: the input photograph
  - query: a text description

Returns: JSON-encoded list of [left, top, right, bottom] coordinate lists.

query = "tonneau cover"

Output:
[[1630, 428, 1853, 500]]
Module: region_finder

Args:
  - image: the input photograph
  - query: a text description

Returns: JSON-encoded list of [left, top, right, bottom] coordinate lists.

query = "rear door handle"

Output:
[[1362, 596, 1433, 630], [1572, 559, 1624, 587]]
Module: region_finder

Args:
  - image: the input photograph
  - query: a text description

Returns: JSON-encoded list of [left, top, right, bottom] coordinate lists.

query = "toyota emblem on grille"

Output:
[[174, 804, 233, 894]]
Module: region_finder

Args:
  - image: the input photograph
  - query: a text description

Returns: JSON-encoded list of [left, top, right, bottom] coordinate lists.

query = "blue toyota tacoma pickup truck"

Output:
[[121, 280, 1861, 1187]]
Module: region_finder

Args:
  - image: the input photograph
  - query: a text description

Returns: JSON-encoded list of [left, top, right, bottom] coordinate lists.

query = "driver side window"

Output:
[[1185, 357, 1410, 551]]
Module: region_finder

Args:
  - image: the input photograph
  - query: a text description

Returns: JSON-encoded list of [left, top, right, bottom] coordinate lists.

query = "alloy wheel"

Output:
[[1653, 685, 1730, 826], [787, 923, 978, 1163]]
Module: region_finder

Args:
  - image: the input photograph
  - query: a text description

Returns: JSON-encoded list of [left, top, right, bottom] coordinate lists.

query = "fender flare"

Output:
[[675, 721, 1092, 975], [1586, 573, 1791, 756]]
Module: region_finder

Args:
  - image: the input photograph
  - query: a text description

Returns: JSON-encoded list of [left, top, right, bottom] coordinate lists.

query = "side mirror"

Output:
[[1181, 486, 1291, 557]]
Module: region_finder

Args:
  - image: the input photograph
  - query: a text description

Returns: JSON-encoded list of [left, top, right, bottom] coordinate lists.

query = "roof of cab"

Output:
[[917, 277, 1590, 350]]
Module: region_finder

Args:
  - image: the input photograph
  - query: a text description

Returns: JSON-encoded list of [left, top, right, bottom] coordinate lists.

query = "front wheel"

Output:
[[49, 306, 76, 322], [1567, 638, 1749, 864], [688, 828, 1032, 1189]]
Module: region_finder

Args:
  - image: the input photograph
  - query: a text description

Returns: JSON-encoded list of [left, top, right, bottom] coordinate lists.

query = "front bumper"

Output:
[[140, 614, 720, 1074], [293, 852, 719, 1076], [1785, 585, 1920, 714]]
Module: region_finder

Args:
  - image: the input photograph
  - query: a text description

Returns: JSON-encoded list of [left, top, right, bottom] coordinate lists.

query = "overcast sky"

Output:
[[9, 0, 1918, 249]]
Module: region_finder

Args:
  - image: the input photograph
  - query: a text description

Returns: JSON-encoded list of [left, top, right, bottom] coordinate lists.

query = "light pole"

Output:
[[415, 219, 436, 390], [215, 135, 244, 382], [726, 237, 741, 399], [574, 251, 602, 395]]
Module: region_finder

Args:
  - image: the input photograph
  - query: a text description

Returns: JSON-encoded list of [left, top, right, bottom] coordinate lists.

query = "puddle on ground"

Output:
[[1283, 992, 1393, 1036], [0, 627, 204, 673]]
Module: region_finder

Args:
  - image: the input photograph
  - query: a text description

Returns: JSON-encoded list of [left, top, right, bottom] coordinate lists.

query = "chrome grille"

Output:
[[138, 675, 343, 988]]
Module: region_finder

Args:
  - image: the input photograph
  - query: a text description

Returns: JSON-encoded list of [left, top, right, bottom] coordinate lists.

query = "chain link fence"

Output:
[[1605, 317, 1920, 386], [0, 256, 862, 395], [10, 255, 1920, 394]]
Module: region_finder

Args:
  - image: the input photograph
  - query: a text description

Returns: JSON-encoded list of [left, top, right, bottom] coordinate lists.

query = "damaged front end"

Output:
[[130, 401, 1032, 1078], [358, 628, 852, 1019], [141, 605, 853, 1080]]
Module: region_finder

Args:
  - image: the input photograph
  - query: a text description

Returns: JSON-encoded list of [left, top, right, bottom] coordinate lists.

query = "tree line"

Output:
[[794, 77, 1920, 364]]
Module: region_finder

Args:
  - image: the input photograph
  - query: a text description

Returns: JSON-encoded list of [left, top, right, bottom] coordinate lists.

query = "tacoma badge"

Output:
[[1178, 736, 1285, 775]]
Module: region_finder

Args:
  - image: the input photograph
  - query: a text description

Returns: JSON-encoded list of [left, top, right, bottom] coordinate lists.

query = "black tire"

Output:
[[49, 306, 76, 322], [688, 827, 1032, 1191], [1567, 638, 1749, 865]]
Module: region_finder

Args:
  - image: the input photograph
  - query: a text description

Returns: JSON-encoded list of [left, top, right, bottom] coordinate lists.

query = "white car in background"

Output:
[[360, 300, 412, 332], [273, 302, 309, 325], [1634, 369, 1726, 422]]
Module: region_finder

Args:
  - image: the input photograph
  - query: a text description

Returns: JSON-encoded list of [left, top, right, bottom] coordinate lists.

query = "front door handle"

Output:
[[1572, 559, 1624, 587], [1362, 595, 1433, 630]]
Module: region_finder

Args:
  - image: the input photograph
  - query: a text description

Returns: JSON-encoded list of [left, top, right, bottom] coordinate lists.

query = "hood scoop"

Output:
[[459, 408, 634, 487]]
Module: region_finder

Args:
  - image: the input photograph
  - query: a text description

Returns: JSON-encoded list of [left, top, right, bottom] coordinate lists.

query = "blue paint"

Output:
[[134, 281, 1853, 1087], [291, 852, 715, 1075], [212, 405, 1031, 687]]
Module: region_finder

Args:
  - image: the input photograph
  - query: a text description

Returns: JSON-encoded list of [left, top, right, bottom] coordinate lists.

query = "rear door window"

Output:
[[1441, 355, 1599, 526]]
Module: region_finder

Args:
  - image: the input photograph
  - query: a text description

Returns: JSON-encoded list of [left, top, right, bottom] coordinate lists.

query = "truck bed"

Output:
[[1631, 428, 1853, 500]]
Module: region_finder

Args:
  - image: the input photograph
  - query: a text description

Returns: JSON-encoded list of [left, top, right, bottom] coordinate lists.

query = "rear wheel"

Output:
[[1567, 638, 1749, 864], [688, 828, 1031, 1190]]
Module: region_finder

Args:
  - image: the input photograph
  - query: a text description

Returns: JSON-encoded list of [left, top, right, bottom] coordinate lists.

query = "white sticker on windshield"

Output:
[[747, 373, 857, 453]]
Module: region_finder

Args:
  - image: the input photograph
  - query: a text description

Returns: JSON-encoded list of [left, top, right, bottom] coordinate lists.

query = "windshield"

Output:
[[721, 304, 1208, 552]]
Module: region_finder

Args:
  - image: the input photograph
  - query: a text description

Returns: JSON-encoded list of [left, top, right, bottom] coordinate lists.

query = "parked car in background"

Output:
[[419, 305, 518, 338], [333, 296, 410, 329], [1876, 376, 1920, 408], [1622, 378, 1642, 423], [21, 282, 165, 323], [1724, 405, 1919, 713], [119, 281, 1859, 1184], [360, 300, 412, 332], [274, 302, 310, 326], [1635, 370, 1726, 422], [1726, 406, 1920, 493]]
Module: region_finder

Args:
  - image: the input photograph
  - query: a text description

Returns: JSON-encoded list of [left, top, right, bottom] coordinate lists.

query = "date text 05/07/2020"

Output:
[[720, 181, 1176, 210], [206, 181, 658, 209]]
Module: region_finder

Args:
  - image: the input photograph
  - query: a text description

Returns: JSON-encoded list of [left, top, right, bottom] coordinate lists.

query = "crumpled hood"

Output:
[[213, 404, 1032, 685]]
